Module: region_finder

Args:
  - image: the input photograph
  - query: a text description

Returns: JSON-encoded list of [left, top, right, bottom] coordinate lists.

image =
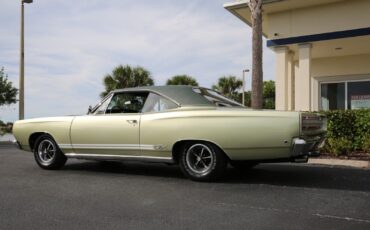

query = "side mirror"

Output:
[[87, 105, 92, 115]]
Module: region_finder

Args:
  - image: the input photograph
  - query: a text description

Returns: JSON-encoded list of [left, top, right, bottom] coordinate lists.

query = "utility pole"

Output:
[[19, 0, 33, 120], [242, 69, 249, 106]]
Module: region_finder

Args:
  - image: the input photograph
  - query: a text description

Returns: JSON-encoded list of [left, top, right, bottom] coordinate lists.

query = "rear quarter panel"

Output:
[[140, 108, 300, 160]]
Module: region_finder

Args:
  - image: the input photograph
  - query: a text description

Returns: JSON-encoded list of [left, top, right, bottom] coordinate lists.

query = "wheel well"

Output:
[[172, 140, 230, 164], [29, 132, 49, 151]]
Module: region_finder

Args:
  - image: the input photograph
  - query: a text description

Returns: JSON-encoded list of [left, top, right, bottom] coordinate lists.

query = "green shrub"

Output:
[[326, 138, 353, 156], [321, 109, 370, 155], [0, 121, 13, 135], [364, 137, 370, 153]]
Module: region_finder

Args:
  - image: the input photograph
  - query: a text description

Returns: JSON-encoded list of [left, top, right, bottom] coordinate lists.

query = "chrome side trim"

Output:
[[141, 144, 167, 150], [72, 144, 140, 150], [64, 153, 173, 163], [58, 144, 73, 149], [58, 144, 166, 151]]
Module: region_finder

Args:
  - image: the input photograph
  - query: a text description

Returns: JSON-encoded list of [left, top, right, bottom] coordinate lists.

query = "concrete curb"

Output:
[[0, 141, 13, 144], [308, 158, 370, 169], [0, 142, 15, 147]]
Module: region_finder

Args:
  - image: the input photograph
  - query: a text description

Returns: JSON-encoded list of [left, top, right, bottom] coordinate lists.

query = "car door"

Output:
[[70, 91, 148, 156]]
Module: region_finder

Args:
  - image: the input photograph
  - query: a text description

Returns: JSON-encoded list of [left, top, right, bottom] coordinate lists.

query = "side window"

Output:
[[142, 93, 178, 113], [105, 92, 148, 114]]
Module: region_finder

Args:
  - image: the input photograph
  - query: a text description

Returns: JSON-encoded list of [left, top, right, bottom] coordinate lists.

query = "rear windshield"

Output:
[[192, 88, 244, 107]]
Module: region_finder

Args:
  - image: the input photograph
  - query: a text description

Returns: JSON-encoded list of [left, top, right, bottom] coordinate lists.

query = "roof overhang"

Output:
[[223, 0, 345, 39]]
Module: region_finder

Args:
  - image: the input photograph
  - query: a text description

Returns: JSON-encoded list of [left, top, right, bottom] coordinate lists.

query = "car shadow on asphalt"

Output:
[[62, 160, 370, 191], [63, 160, 185, 179]]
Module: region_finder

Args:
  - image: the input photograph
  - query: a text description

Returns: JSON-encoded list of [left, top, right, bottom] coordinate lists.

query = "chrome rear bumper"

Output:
[[13, 140, 23, 150], [291, 137, 325, 162]]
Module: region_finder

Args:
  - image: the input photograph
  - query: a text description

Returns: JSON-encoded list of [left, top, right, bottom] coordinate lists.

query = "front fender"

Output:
[[12, 116, 75, 152]]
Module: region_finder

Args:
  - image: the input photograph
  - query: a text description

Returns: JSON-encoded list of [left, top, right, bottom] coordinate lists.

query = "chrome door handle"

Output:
[[126, 120, 138, 125]]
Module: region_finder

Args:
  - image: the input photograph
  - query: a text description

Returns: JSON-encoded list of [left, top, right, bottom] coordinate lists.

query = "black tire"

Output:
[[230, 161, 258, 171], [33, 134, 67, 170], [179, 142, 227, 182]]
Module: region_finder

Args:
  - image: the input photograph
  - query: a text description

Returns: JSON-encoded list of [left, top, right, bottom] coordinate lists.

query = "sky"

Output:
[[0, 0, 275, 122]]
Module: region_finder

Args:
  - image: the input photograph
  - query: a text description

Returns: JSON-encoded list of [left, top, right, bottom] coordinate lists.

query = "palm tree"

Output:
[[100, 65, 154, 97], [249, 0, 263, 109], [166, 75, 199, 86], [212, 76, 243, 102]]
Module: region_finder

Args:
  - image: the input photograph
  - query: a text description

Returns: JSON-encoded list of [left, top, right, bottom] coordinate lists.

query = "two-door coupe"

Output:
[[13, 86, 326, 181]]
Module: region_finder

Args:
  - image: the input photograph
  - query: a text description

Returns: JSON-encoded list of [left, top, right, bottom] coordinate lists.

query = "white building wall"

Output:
[[268, 0, 370, 39], [310, 53, 370, 111]]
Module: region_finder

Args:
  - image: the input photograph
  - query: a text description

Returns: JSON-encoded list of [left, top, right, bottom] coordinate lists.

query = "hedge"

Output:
[[320, 109, 370, 155], [0, 122, 13, 136]]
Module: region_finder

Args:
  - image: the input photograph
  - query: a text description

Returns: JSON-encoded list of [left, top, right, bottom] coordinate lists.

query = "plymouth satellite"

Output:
[[13, 86, 326, 181]]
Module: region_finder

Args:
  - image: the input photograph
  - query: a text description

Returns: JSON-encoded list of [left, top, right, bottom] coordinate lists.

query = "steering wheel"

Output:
[[110, 106, 122, 113]]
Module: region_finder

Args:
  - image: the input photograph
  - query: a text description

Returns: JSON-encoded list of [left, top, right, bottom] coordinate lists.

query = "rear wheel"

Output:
[[33, 135, 67, 170], [179, 142, 227, 181]]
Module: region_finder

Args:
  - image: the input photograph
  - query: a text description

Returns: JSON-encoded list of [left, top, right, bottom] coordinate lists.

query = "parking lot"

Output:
[[1, 145, 369, 230]]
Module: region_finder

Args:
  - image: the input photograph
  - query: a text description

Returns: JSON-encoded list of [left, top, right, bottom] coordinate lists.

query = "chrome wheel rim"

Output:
[[37, 139, 56, 165], [185, 144, 214, 175]]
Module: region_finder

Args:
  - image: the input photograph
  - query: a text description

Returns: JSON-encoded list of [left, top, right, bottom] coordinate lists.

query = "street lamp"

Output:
[[242, 69, 249, 106], [19, 0, 33, 120]]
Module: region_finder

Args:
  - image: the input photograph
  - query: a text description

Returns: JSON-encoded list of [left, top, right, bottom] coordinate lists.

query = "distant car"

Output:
[[13, 86, 326, 181]]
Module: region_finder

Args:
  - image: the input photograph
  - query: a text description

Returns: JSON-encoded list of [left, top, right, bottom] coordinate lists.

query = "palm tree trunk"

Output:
[[249, 0, 263, 109]]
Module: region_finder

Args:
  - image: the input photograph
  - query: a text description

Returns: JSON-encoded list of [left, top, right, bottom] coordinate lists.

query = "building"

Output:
[[224, 0, 370, 111]]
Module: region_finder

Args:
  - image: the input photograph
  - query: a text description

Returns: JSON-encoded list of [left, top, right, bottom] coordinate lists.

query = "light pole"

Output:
[[242, 69, 249, 106], [19, 0, 33, 120]]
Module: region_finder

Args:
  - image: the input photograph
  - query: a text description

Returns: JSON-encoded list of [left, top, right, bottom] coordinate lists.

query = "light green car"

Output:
[[13, 86, 326, 181]]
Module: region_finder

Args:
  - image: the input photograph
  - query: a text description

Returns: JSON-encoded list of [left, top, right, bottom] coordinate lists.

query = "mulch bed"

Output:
[[319, 152, 370, 161]]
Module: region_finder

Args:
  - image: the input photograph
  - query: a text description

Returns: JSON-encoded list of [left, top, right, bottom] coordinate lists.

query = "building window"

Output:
[[348, 81, 370, 109], [320, 80, 370, 110], [321, 83, 345, 110]]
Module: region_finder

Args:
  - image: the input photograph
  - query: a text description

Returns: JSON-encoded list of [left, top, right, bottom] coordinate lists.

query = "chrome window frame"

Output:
[[91, 89, 181, 116], [123, 89, 181, 107], [193, 87, 244, 107], [90, 93, 114, 115], [141, 92, 179, 114]]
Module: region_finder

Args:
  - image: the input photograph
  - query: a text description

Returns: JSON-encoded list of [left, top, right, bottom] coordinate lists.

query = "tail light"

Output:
[[300, 113, 327, 135]]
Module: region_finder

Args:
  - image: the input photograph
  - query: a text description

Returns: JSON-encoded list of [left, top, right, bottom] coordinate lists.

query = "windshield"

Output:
[[193, 87, 244, 107], [88, 93, 113, 115]]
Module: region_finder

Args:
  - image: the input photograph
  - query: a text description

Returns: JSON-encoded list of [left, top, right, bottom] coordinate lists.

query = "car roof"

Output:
[[112, 85, 214, 106]]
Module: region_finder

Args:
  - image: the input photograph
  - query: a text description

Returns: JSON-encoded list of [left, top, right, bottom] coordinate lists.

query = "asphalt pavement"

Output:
[[1, 145, 369, 230]]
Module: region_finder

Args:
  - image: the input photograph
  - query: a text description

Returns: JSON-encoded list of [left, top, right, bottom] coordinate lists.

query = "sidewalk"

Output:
[[308, 158, 370, 169]]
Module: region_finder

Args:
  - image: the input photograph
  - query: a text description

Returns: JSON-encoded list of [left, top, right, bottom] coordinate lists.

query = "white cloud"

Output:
[[0, 0, 275, 122]]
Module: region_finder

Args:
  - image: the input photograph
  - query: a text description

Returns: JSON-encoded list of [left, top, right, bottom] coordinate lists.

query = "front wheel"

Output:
[[179, 142, 227, 181], [34, 135, 67, 170]]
